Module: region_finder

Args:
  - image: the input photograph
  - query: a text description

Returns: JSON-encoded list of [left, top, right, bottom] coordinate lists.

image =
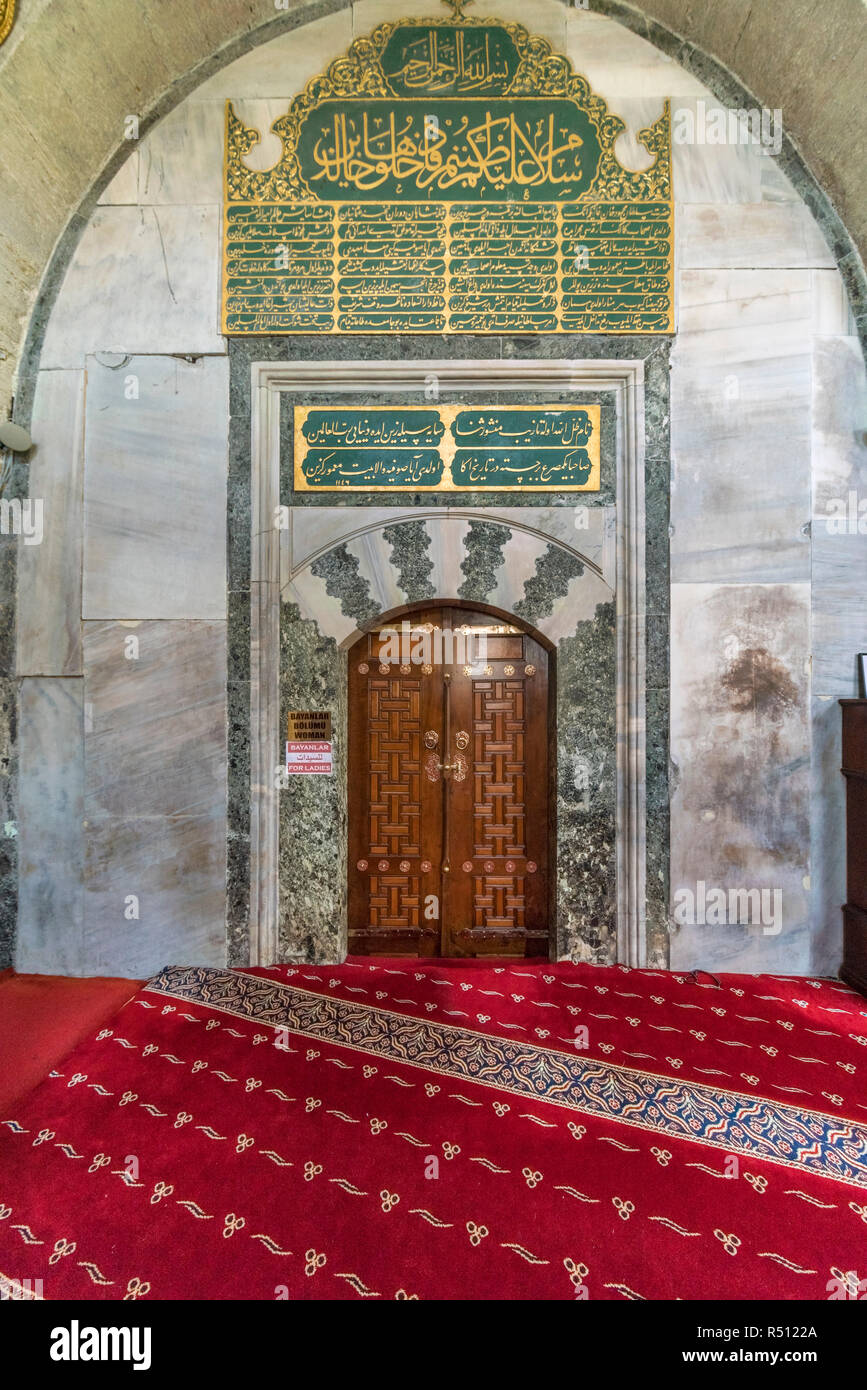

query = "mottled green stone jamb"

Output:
[[310, 543, 380, 626], [514, 544, 584, 624], [279, 604, 347, 963], [556, 600, 618, 962], [382, 521, 436, 602], [457, 520, 512, 602]]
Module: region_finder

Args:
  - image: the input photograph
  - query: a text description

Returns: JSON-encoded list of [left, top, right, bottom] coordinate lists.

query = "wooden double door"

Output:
[[348, 606, 550, 957]]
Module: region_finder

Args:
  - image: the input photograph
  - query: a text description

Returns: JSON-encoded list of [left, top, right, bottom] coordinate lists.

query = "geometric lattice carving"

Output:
[[349, 608, 547, 958], [368, 677, 421, 856], [472, 679, 526, 857], [369, 873, 422, 930], [472, 875, 526, 932]]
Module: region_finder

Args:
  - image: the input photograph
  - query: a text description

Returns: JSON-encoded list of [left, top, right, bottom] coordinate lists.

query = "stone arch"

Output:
[[283, 509, 614, 648]]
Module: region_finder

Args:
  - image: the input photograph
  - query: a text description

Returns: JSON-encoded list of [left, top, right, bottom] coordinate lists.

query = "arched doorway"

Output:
[[347, 602, 554, 959]]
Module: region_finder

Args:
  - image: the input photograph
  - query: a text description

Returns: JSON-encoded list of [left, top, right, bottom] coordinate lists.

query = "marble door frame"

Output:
[[249, 358, 648, 966]]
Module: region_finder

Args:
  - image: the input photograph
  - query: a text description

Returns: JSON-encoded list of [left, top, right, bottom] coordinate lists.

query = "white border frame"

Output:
[[250, 359, 647, 966]]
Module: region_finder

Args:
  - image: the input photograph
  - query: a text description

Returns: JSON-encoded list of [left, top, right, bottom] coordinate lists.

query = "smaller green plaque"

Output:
[[294, 405, 601, 491]]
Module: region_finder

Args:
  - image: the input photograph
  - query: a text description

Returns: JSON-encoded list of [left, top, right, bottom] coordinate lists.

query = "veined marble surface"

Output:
[[83, 354, 228, 620], [671, 269, 812, 585], [81, 619, 227, 977], [40, 206, 225, 367], [16, 679, 85, 975], [17, 369, 85, 676]]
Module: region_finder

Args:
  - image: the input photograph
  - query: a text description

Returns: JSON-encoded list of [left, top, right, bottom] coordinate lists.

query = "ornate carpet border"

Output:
[[145, 966, 867, 1189]]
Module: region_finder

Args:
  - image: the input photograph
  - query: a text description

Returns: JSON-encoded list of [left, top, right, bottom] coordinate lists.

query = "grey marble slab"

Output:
[[83, 814, 227, 978], [675, 268, 813, 362], [40, 205, 226, 367], [811, 271, 855, 335], [470, 0, 566, 51], [670, 434, 811, 585], [809, 694, 845, 978], [678, 203, 836, 269], [16, 678, 85, 974], [97, 148, 140, 206], [671, 269, 812, 584], [565, 8, 706, 103], [137, 100, 290, 206], [17, 369, 84, 676], [83, 354, 228, 620], [83, 619, 227, 820], [81, 619, 227, 975], [811, 335, 867, 520], [811, 527, 867, 699]]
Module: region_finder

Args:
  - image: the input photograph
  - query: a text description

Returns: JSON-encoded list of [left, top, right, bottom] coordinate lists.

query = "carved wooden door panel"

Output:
[[348, 607, 549, 958]]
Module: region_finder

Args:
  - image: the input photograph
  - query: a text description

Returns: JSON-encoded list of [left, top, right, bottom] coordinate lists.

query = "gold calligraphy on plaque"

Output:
[[223, 2, 673, 336], [294, 404, 601, 492]]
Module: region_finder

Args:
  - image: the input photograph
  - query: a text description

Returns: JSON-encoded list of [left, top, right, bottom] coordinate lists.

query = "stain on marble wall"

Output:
[[670, 584, 811, 973]]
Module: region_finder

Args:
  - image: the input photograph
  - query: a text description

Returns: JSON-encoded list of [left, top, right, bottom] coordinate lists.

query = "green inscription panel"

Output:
[[224, 5, 673, 335], [294, 405, 601, 491]]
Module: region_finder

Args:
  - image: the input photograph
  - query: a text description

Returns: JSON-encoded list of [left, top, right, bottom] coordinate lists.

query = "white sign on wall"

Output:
[[285, 740, 333, 775]]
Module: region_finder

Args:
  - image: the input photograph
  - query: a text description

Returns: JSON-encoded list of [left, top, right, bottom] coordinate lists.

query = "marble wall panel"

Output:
[[671, 270, 812, 584], [284, 568, 358, 645], [812, 335, 867, 545], [811, 529, 867, 700], [135, 100, 291, 206], [811, 271, 854, 336], [422, 516, 473, 603], [565, 9, 705, 104], [470, 0, 566, 52], [81, 619, 227, 976], [17, 368, 85, 676], [678, 203, 836, 270], [16, 678, 85, 974], [807, 328, 867, 976], [97, 149, 139, 206], [811, 335, 867, 701], [486, 529, 554, 616], [83, 354, 228, 620], [40, 205, 225, 367], [809, 694, 846, 978]]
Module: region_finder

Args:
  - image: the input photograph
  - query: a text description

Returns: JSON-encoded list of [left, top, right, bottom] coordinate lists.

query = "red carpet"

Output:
[[0, 970, 141, 1112], [0, 959, 865, 1301]]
